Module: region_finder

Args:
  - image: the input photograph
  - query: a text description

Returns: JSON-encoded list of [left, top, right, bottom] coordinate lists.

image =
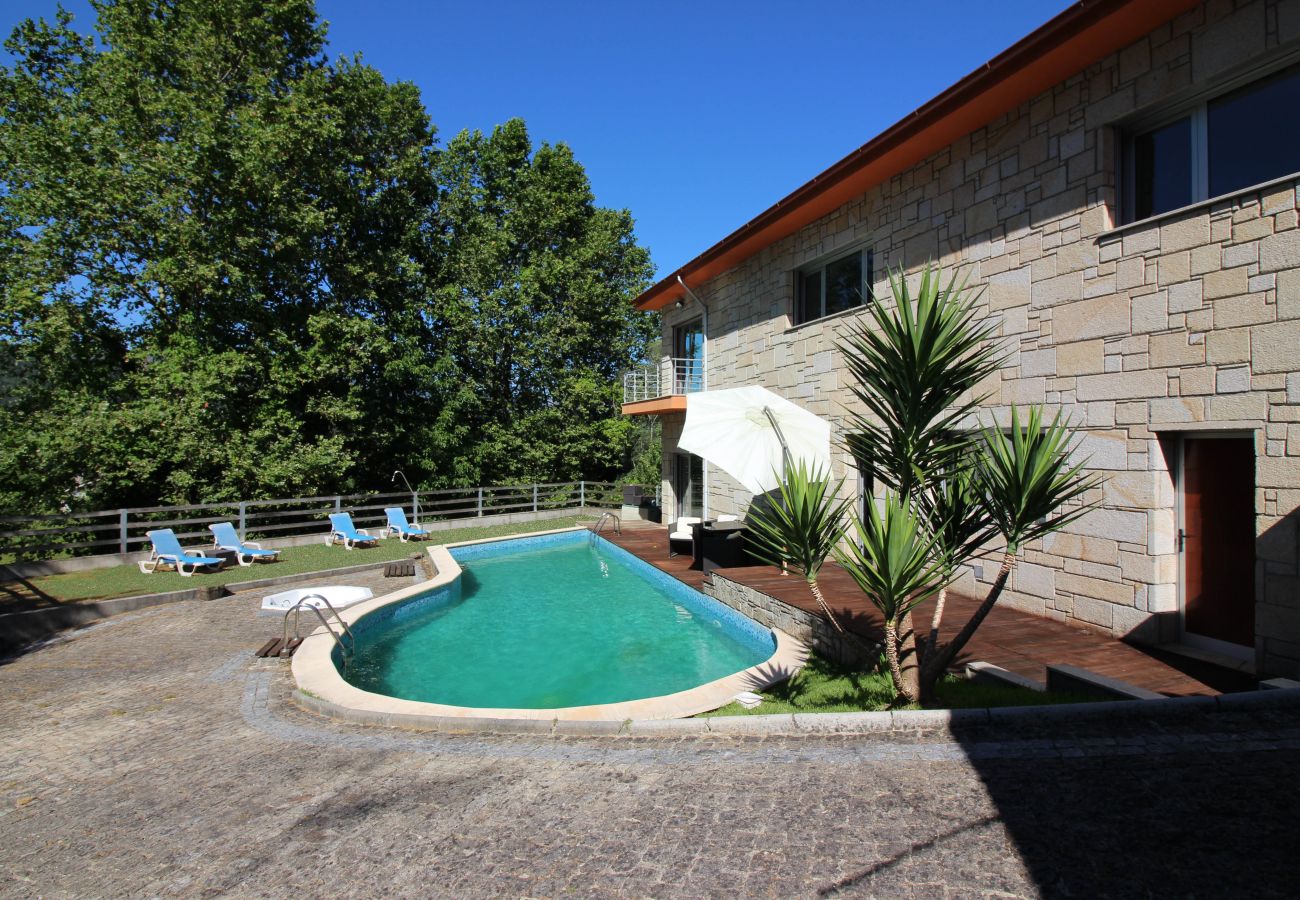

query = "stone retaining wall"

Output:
[[706, 573, 877, 666]]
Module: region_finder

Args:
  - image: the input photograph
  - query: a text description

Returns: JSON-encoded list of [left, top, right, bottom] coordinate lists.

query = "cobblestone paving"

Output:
[[1, 594, 1297, 898]]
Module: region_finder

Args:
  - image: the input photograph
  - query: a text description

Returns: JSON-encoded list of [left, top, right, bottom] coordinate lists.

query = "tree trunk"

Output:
[[928, 585, 948, 657], [883, 618, 917, 705], [919, 550, 1017, 694], [917, 584, 948, 704], [896, 610, 920, 700], [808, 577, 843, 633]]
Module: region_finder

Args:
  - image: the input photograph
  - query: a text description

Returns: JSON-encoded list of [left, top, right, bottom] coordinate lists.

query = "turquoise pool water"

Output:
[[340, 530, 775, 709]]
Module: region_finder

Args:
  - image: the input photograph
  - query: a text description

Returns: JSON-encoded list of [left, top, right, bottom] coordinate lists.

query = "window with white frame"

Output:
[[1122, 62, 1300, 223], [794, 247, 873, 326]]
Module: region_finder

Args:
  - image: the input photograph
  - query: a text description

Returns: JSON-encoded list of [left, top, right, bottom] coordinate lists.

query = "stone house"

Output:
[[621, 0, 1300, 677]]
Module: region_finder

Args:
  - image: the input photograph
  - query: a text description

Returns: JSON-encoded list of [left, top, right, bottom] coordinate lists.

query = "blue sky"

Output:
[[1, 0, 1064, 277]]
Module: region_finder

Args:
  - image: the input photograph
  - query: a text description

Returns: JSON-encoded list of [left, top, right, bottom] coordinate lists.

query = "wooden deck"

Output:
[[604, 523, 1253, 697]]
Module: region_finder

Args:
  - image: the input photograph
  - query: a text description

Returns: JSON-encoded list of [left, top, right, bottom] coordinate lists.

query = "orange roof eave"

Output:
[[633, 0, 1200, 311]]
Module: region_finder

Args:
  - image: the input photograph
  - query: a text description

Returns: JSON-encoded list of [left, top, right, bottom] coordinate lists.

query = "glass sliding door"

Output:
[[674, 452, 704, 521], [672, 317, 704, 394]]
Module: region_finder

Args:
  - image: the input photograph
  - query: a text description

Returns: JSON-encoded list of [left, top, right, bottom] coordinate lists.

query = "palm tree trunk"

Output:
[[897, 610, 920, 700], [920, 550, 1017, 693], [884, 618, 919, 705], [927, 585, 948, 660], [883, 618, 912, 704], [808, 577, 844, 633]]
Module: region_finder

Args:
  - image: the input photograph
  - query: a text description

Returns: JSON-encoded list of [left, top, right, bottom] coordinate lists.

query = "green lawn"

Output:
[[29, 516, 596, 603], [699, 653, 1091, 715]]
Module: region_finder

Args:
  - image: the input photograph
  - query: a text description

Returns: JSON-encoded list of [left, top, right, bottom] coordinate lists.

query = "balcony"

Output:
[[621, 357, 704, 415]]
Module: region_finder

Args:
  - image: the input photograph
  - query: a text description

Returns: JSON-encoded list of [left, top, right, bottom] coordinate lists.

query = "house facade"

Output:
[[622, 0, 1300, 677]]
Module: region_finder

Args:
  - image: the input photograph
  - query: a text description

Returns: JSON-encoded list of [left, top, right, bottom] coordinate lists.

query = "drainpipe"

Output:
[[677, 276, 709, 519]]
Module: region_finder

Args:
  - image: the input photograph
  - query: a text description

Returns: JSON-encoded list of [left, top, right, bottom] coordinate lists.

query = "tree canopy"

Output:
[[0, 0, 655, 514]]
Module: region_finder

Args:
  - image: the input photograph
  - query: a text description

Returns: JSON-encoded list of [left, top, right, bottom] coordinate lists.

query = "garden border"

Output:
[[293, 683, 1300, 737]]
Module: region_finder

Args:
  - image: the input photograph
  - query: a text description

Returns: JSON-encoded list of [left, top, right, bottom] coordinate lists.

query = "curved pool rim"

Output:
[[291, 527, 807, 722]]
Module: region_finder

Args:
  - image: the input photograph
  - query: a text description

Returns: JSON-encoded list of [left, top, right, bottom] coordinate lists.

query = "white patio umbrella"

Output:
[[678, 386, 832, 495]]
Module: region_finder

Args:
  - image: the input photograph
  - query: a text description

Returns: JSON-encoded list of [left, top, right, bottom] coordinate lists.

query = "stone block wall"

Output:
[[657, 0, 1300, 676], [706, 573, 877, 667]]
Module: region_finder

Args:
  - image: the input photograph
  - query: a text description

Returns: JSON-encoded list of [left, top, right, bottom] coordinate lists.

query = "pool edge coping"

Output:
[[290, 527, 1300, 734], [291, 527, 810, 722]]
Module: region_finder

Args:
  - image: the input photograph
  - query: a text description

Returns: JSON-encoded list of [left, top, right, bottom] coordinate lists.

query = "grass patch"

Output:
[[28, 516, 596, 603], [698, 653, 1091, 716]]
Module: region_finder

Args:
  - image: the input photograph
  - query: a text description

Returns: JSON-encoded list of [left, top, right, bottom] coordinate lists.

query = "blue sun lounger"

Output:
[[384, 507, 430, 542], [327, 512, 380, 549], [209, 521, 280, 566], [139, 528, 226, 576]]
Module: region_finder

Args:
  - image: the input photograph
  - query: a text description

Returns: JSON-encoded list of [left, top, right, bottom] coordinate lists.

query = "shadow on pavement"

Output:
[[826, 710, 1300, 897]]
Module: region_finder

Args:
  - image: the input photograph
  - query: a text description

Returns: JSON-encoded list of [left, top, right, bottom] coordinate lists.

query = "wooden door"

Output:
[[1181, 436, 1255, 648]]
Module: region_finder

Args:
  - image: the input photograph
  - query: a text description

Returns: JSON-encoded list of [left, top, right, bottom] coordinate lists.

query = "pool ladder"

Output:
[[592, 511, 621, 536], [281, 593, 356, 664]]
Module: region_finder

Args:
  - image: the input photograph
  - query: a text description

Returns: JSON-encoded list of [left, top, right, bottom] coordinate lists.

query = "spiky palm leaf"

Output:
[[916, 462, 996, 576], [835, 492, 950, 625], [914, 463, 997, 654], [835, 492, 951, 702], [744, 458, 853, 630], [978, 405, 1102, 554], [919, 405, 1102, 686], [839, 266, 1003, 497]]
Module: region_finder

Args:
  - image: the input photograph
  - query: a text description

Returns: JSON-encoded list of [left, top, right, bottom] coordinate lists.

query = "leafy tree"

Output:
[[625, 415, 663, 489], [0, 2, 654, 517], [0, 0, 438, 509], [425, 119, 655, 487]]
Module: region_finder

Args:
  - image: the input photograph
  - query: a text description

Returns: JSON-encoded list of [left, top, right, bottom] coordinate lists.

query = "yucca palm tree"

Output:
[[744, 459, 853, 632], [917, 406, 1101, 693], [915, 463, 995, 663], [840, 266, 1002, 499], [833, 263, 1100, 704], [835, 492, 949, 701], [838, 264, 1002, 700]]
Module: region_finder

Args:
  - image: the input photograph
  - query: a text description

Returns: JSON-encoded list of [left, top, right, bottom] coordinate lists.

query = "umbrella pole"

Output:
[[762, 404, 794, 576], [761, 406, 793, 474]]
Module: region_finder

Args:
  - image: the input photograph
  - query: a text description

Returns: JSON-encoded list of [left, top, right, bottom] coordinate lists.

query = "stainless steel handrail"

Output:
[[281, 593, 357, 660], [621, 357, 706, 404]]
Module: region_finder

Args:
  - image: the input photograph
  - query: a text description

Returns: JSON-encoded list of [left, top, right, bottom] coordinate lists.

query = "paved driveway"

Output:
[[1, 592, 1297, 898]]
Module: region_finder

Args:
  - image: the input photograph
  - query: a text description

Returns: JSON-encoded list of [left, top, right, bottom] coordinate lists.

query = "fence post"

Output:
[[533, 484, 539, 513], [238, 501, 247, 539], [118, 509, 128, 555], [579, 480, 585, 510], [334, 496, 342, 513], [476, 487, 483, 517], [412, 491, 419, 525]]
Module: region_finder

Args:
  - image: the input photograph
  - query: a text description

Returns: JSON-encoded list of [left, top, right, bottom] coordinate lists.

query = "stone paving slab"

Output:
[[0, 591, 1297, 897]]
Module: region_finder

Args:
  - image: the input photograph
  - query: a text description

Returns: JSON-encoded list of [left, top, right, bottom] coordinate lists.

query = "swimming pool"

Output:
[[341, 530, 775, 708], [291, 528, 804, 721]]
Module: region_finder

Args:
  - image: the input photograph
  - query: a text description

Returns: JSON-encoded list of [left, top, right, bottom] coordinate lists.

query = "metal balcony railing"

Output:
[[0, 481, 624, 564], [623, 357, 705, 404]]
